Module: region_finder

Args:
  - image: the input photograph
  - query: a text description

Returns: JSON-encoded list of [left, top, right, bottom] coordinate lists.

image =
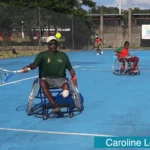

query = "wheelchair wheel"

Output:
[[112, 58, 128, 75], [42, 114, 48, 120], [67, 78, 83, 111], [26, 78, 38, 115]]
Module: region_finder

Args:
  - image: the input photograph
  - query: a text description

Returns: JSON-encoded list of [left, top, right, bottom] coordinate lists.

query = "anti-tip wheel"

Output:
[[42, 115, 48, 120], [69, 113, 74, 118], [26, 113, 30, 116]]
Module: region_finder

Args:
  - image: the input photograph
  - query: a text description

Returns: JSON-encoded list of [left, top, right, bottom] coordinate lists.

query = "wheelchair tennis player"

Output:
[[115, 41, 140, 73], [22, 36, 77, 113]]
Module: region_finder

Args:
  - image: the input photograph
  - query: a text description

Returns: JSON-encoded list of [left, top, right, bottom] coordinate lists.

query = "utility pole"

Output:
[[119, 0, 122, 14], [72, 15, 74, 49], [100, 7, 104, 40]]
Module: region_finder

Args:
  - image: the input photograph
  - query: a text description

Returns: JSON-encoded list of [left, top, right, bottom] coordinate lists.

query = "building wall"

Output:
[[131, 26, 141, 48], [95, 25, 141, 48]]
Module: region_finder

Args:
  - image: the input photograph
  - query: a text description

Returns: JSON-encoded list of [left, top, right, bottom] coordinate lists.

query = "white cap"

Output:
[[46, 36, 57, 43]]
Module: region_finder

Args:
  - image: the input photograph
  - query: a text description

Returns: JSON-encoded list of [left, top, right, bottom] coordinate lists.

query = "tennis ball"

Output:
[[56, 32, 61, 39]]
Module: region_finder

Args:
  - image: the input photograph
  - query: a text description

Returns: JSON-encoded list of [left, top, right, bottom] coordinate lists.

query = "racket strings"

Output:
[[0, 70, 6, 84], [0, 70, 13, 84], [5, 72, 8, 76], [0, 68, 27, 84]]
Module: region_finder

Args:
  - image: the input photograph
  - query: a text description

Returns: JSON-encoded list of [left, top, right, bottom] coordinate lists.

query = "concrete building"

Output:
[[88, 9, 150, 48]]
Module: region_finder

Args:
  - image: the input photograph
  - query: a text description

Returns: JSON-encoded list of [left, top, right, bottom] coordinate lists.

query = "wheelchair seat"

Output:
[[26, 78, 84, 120], [112, 56, 140, 76]]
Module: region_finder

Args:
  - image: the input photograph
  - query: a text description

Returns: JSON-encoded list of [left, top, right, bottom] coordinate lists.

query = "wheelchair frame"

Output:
[[26, 78, 84, 120], [112, 57, 140, 76]]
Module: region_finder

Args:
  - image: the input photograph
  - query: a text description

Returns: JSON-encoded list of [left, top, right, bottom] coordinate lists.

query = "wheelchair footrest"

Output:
[[43, 104, 72, 109], [32, 103, 76, 120], [125, 69, 140, 75], [42, 109, 74, 120]]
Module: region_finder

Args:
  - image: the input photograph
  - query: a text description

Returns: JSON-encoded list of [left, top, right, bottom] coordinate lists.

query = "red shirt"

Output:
[[95, 38, 101, 43], [119, 47, 129, 58]]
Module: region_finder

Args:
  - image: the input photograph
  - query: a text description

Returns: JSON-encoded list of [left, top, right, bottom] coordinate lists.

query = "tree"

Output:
[[0, 0, 96, 15], [0, 0, 96, 48], [90, 5, 119, 14], [132, 7, 150, 13]]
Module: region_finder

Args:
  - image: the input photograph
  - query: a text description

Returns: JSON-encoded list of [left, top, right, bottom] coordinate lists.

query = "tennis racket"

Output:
[[67, 78, 83, 111], [26, 78, 38, 115], [0, 68, 30, 84]]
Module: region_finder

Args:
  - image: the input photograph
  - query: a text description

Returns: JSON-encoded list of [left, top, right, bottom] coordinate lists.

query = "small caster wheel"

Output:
[[77, 108, 81, 112], [43, 115, 47, 120], [26, 112, 31, 116], [69, 113, 74, 118]]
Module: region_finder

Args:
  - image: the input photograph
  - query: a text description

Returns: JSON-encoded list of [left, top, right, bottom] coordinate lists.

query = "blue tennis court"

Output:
[[0, 49, 150, 150]]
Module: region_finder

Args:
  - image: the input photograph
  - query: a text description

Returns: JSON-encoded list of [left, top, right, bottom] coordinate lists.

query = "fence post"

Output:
[[72, 15, 74, 49], [100, 7, 104, 41], [128, 8, 132, 45], [38, 6, 42, 52]]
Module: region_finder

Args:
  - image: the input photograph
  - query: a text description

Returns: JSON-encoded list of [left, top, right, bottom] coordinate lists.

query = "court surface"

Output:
[[0, 49, 150, 150]]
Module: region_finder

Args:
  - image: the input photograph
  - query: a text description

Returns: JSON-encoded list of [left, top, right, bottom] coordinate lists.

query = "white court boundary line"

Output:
[[73, 66, 80, 68], [0, 76, 38, 87], [78, 69, 111, 71], [0, 66, 80, 87], [0, 127, 114, 137]]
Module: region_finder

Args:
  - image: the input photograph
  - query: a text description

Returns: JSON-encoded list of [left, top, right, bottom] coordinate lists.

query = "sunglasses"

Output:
[[48, 41, 57, 46]]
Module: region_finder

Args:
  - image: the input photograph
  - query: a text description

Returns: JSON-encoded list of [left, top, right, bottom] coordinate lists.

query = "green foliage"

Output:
[[132, 7, 150, 13], [90, 5, 150, 28], [90, 5, 119, 14], [0, 0, 96, 49], [0, 0, 96, 16], [90, 5, 150, 14]]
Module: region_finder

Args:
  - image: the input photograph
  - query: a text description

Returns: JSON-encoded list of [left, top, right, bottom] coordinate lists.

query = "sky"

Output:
[[93, 0, 150, 9]]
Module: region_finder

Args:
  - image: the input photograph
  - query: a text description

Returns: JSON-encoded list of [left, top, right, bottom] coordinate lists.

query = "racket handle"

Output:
[[18, 68, 31, 73]]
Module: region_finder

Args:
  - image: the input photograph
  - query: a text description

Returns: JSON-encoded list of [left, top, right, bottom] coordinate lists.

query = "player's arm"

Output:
[[22, 53, 42, 72], [66, 56, 77, 86], [69, 68, 76, 79], [22, 63, 37, 72], [115, 47, 123, 53], [69, 68, 77, 86], [114, 47, 122, 59], [101, 38, 104, 44], [128, 50, 131, 56], [116, 53, 120, 59], [100, 38, 105, 46]]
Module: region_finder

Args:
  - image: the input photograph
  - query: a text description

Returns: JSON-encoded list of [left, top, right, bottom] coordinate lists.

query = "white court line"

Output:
[[78, 69, 111, 71], [73, 66, 80, 68], [0, 127, 114, 137], [0, 76, 38, 87], [84, 66, 96, 67], [0, 66, 80, 87], [130, 51, 140, 53]]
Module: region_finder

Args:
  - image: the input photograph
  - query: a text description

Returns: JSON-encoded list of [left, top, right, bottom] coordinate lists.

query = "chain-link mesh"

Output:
[[0, 4, 150, 55], [0, 4, 94, 53]]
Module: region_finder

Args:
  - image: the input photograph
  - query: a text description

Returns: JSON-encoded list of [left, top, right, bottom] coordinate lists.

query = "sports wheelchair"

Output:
[[26, 78, 84, 120], [112, 56, 140, 76]]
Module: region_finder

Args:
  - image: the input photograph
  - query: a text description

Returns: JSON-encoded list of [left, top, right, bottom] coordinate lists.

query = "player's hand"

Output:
[[72, 78, 78, 87], [22, 67, 30, 73], [71, 75, 78, 87], [51, 102, 60, 113], [51, 102, 58, 108]]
